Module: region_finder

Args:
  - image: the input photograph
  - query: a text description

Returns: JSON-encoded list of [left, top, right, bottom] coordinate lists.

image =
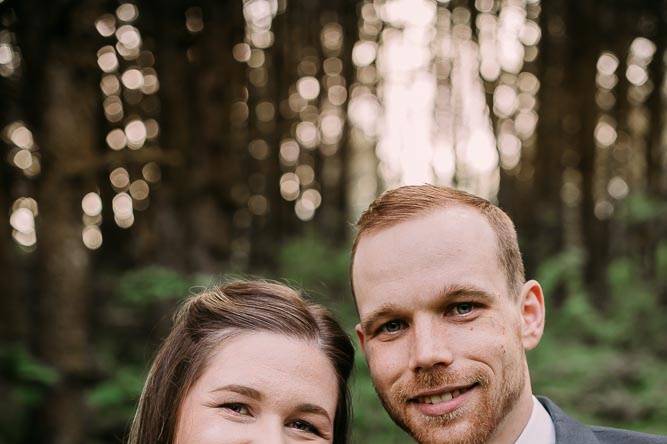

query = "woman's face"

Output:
[[175, 331, 339, 443]]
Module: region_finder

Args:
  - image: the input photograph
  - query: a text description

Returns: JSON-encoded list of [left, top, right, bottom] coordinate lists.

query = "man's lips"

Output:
[[408, 383, 479, 416]]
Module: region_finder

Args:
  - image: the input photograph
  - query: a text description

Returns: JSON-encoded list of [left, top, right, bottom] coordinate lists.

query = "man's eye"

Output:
[[221, 403, 251, 415], [288, 419, 321, 436], [453, 303, 474, 316], [380, 320, 405, 334]]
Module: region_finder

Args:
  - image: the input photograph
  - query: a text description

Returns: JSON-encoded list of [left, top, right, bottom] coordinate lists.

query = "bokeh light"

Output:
[[95, 14, 116, 37], [607, 176, 629, 199], [280, 173, 300, 201], [142, 162, 161, 183], [185, 7, 204, 33], [82, 225, 103, 250], [248, 194, 269, 215], [110, 167, 130, 189], [81, 192, 103, 217], [141, 68, 159, 94], [294, 196, 315, 221], [10, 207, 34, 233], [295, 164, 315, 186], [233, 43, 251, 62], [295, 121, 319, 148], [296, 76, 320, 100], [106, 128, 127, 150], [249, 139, 270, 160], [116, 3, 139, 23], [125, 120, 147, 149], [116, 25, 141, 51], [280, 139, 300, 166], [121, 68, 144, 89], [129, 179, 150, 200]]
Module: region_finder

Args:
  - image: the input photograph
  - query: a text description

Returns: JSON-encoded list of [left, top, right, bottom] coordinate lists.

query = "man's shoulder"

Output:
[[537, 396, 667, 444], [590, 425, 667, 444]]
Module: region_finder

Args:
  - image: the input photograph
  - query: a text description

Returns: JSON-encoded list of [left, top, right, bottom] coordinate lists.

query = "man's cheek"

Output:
[[368, 345, 404, 383], [366, 347, 385, 375]]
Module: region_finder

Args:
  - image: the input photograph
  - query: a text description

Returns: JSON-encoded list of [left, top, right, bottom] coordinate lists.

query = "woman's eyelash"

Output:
[[219, 403, 251, 415], [217, 405, 324, 437], [289, 419, 322, 436]]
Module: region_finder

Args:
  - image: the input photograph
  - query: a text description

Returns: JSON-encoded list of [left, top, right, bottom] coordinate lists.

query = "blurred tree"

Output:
[[9, 0, 101, 441], [0, 0, 666, 442]]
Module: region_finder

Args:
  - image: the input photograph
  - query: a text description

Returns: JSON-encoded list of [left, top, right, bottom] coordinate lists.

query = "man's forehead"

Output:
[[352, 206, 503, 311], [354, 206, 498, 265], [362, 203, 493, 236]]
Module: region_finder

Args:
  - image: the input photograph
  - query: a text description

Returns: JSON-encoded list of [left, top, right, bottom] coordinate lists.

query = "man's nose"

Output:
[[408, 315, 454, 372]]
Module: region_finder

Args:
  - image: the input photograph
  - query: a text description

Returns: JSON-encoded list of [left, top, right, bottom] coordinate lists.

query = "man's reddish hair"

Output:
[[351, 184, 525, 300]]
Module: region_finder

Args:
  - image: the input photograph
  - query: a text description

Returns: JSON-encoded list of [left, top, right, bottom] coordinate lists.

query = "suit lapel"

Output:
[[537, 396, 600, 444]]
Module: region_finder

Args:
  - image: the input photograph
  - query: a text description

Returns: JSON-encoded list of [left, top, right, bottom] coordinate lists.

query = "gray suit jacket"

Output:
[[538, 396, 667, 444]]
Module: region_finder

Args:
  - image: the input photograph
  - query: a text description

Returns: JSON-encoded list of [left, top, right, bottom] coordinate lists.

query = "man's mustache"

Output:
[[395, 367, 490, 402]]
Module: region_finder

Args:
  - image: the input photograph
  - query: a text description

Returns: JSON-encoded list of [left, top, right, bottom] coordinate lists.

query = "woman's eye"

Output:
[[380, 320, 405, 334], [453, 303, 474, 316], [288, 419, 320, 436], [221, 403, 251, 415]]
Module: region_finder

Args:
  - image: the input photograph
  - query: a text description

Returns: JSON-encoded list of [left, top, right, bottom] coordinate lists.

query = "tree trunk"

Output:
[[567, 1, 609, 302], [14, 0, 101, 440]]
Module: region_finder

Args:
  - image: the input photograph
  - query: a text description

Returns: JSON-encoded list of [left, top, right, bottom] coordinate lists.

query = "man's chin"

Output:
[[404, 414, 487, 444], [395, 397, 494, 444]]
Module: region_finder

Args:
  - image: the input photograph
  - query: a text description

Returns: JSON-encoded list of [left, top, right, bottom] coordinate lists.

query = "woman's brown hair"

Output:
[[128, 280, 354, 444]]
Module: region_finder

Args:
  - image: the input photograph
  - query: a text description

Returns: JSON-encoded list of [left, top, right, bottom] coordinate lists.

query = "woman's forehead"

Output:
[[196, 332, 339, 412]]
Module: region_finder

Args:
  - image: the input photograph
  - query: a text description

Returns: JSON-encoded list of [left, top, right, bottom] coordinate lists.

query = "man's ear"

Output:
[[355, 323, 367, 354], [519, 280, 545, 350]]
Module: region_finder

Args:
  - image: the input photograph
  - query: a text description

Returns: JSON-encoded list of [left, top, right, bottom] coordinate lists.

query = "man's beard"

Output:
[[373, 361, 526, 444]]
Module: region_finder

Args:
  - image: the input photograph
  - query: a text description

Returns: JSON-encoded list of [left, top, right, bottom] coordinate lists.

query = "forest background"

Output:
[[1, 0, 666, 443]]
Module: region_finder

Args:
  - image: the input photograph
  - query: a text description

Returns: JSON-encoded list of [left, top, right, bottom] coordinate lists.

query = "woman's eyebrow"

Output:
[[294, 403, 332, 423], [210, 384, 263, 400]]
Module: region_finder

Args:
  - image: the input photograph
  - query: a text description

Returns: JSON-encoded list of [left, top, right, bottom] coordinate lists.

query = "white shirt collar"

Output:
[[514, 396, 556, 444]]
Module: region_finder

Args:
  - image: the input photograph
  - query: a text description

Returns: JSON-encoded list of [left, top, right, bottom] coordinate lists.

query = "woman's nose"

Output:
[[255, 418, 289, 444]]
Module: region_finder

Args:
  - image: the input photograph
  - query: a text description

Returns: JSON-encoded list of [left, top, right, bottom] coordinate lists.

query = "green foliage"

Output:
[[536, 247, 586, 297], [88, 367, 144, 409], [530, 339, 667, 433], [116, 266, 191, 305], [616, 194, 667, 225], [531, 241, 667, 435], [0, 344, 60, 442], [656, 241, 667, 281], [87, 366, 145, 432], [536, 248, 609, 341], [0, 344, 59, 388], [606, 258, 664, 350], [278, 233, 351, 292], [0, 344, 59, 409], [15, 231, 660, 442]]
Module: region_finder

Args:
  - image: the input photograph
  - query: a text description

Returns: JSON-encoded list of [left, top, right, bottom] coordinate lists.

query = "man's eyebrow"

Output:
[[210, 384, 262, 400], [361, 304, 404, 335], [361, 285, 497, 333], [438, 284, 497, 302], [294, 403, 332, 423]]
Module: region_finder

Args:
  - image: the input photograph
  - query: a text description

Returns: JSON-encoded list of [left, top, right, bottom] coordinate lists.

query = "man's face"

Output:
[[353, 206, 534, 444]]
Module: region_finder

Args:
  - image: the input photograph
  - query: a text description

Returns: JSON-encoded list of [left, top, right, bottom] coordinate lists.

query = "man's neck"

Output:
[[485, 384, 535, 444]]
